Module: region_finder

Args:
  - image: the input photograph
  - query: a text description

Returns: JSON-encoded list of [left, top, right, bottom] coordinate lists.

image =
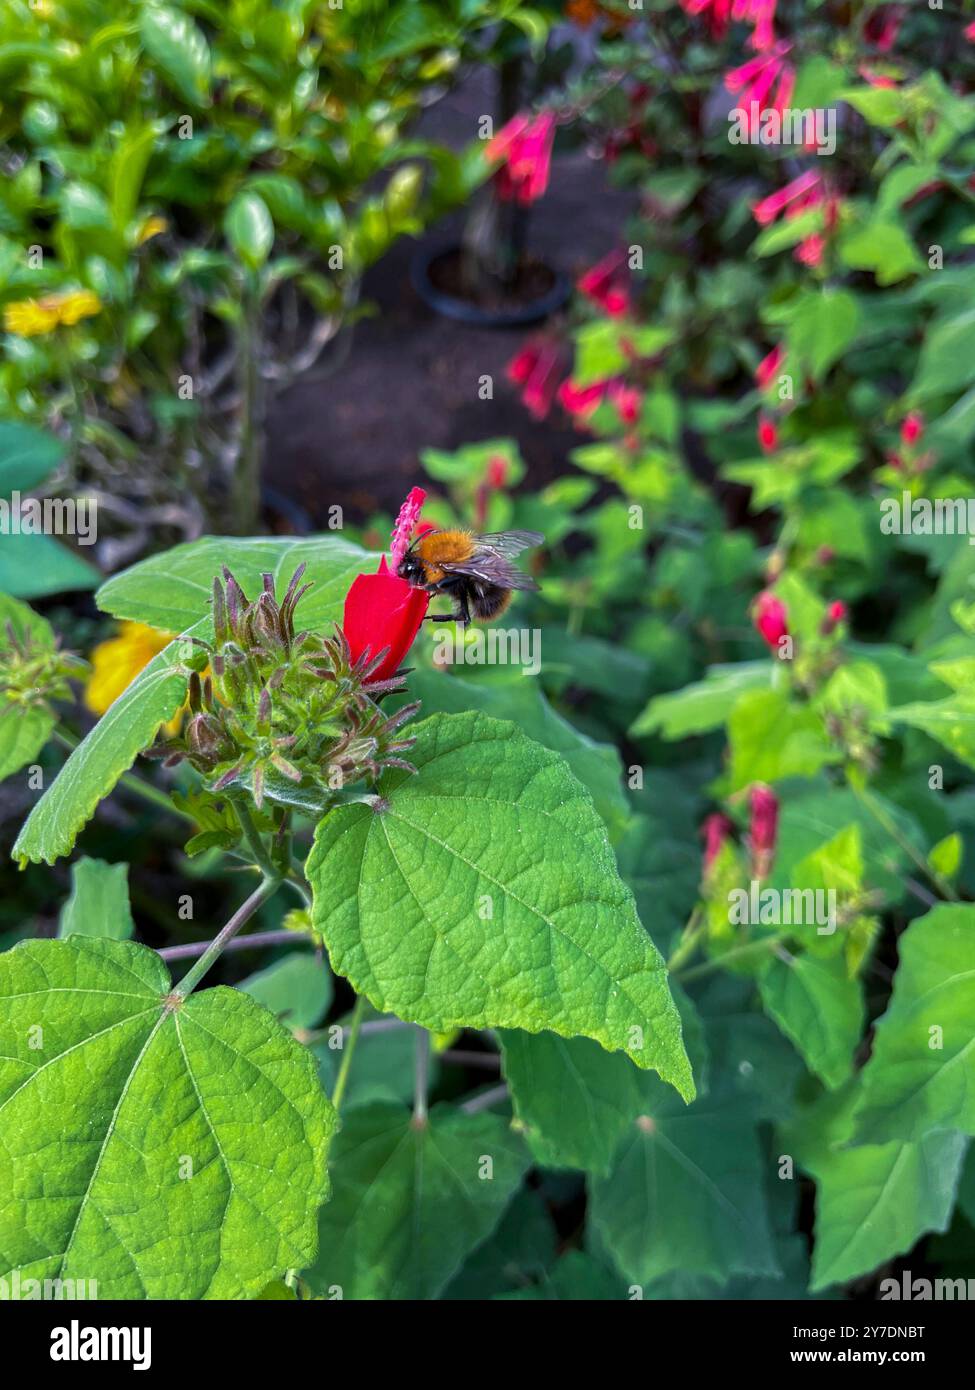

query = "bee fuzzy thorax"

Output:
[[416, 529, 476, 573]]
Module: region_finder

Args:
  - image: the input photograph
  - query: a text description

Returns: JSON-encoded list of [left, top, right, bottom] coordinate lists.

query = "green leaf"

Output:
[[97, 535, 370, 636], [0, 533, 100, 599], [0, 703, 53, 782], [224, 193, 274, 271], [501, 1032, 641, 1176], [787, 1085, 968, 1291], [304, 1101, 528, 1300], [306, 711, 694, 1096], [888, 689, 975, 768], [632, 661, 772, 739], [853, 904, 975, 1144], [400, 669, 630, 839], [58, 857, 135, 941], [139, 4, 211, 105], [239, 952, 332, 1032], [839, 221, 924, 286], [728, 689, 837, 791], [0, 421, 63, 495], [909, 307, 975, 403], [785, 289, 860, 383], [12, 641, 190, 866], [0, 937, 335, 1298], [591, 1079, 780, 1287], [759, 951, 864, 1089]]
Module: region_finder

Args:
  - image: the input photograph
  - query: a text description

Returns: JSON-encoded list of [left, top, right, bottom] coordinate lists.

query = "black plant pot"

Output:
[[411, 243, 571, 329]]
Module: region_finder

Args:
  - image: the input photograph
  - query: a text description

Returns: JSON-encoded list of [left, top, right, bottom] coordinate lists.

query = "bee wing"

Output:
[[476, 530, 544, 558], [438, 551, 540, 592]]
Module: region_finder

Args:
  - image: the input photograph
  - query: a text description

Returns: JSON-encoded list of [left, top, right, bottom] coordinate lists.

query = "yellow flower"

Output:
[[3, 288, 102, 338], [136, 215, 168, 246], [86, 622, 183, 735]]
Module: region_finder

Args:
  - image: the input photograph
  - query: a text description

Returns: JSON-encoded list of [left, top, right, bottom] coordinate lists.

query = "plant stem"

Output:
[[849, 778, 959, 903], [674, 932, 788, 984], [233, 797, 279, 879], [460, 1083, 508, 1116], [173, 876, 281, 997], [53, 729, 193, 822], [331, 994, 366, 1111], [160, 926, 298, 962], [413, 1025, 430, 1126], [666, 906, 704, 972]]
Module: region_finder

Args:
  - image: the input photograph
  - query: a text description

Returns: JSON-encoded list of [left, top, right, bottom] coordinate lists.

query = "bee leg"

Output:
[[423, 612, 460, 623]]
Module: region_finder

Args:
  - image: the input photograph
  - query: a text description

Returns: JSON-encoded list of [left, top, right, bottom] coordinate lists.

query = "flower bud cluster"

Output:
[[154, 564, 419, 811]]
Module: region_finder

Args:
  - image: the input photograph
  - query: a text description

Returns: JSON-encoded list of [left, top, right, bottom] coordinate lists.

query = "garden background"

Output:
[[2, 0, 975, 1305]]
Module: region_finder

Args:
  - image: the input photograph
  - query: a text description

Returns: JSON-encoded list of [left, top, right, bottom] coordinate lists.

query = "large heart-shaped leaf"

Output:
[[304, 1101, 528, 1300], [96, 535, 372, 635], [0, 938, 335, 1299], [853, 904, 975, 1144], [306, 711, 694, 1097]]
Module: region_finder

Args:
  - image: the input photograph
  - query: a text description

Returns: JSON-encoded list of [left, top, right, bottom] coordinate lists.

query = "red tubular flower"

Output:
[[733, 0, 778, 51], [578, 251, 631, 317], [342, 490, 430, 683], [753, 590, 789, 650], [901, 411, 924, 447], [486, 111, 556, 205], [821, 599, 848, 635], [758, 415, 778, 452], [725, 43, 795, 139], [558, 377, 609, 423], [756, 343, 785, 391], [865, 4, 904, 51], [749, 784, 779, 879], [966, 20, 975, 41], [752, 170, 822, 227], [702, 812, 734, 878], [681, 0, 733, 40], [507, 339, 565, 420]]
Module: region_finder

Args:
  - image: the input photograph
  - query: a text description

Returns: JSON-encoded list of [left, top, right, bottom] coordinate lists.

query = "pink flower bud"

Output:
[[702, 812, 734, 878], [749, 784, 779, 878], [900, 411, 924, 448], [753, 590, 789, 650], [758, 415, 778, 452], [821, 599, 847, 634]]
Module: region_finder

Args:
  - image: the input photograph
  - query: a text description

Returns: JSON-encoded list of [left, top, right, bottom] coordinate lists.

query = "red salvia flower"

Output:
[[821, 599, 848, 635], [901, 411, 924, 447], [749, 784, 779, 879], [702, 812, 734, 877], [486, 111, 556, 205], [578, 250, 631, 317], [507, 339, 565, 419], [758, 415, 779, 452], [756, 343, 785, 392], [342, 488, 430, 683]]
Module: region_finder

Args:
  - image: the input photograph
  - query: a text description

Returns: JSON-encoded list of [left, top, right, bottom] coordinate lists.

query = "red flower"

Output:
[[753, 590, 789, 649], [756, 343, 785, 391], [865, 4, 904, 51], [507, 339, 565, 420], [342, 490, 430, 682], [578, 251, 631, 317], [821, 599, 847, 635], [609, 381, 642, 425], [725, 43, 795, 138], [752, 170, 822, 227], [681, 0, 733, 40], [966, 20, 975, 41], [749, 784, 779, 878], [702, 812, 734, 877], [733, 0, 778, 51], [758, 415, 778, 452], [901, 411, 924, 447], [486, 111, 556, 205]]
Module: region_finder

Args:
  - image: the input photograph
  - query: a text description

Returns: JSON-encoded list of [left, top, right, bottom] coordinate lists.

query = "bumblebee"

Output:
[[397, 528, 544, 624]]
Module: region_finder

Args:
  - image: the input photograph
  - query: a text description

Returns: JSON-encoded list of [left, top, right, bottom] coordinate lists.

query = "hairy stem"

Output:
[[160, 926, 298, 962], [413, 1026, 430, 1126], [173, 876, 281, 997]]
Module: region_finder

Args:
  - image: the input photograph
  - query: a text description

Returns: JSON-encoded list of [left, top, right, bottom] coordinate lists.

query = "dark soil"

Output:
[[265, 73, 634, 527], [426, 247, 557, 312]]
